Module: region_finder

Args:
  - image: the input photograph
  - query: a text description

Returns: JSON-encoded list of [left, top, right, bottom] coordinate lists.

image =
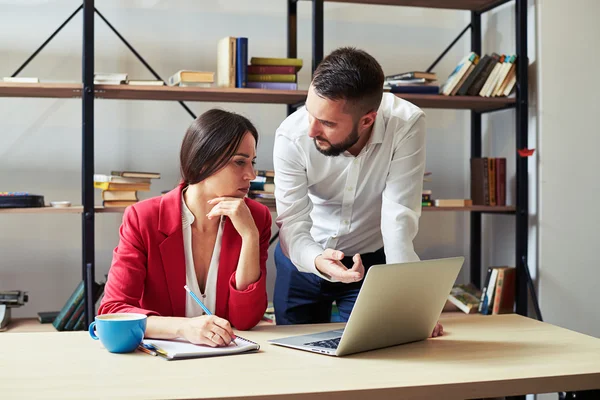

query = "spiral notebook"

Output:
[[141, 336, 259, 360]]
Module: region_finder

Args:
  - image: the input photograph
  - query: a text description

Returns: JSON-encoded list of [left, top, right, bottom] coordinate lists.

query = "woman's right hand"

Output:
[[178, 315, 236, 347]]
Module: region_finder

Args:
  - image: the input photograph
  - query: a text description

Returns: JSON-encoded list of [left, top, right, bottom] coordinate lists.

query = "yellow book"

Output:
[[250, 57, 303, 70], [247, 74, 296, 83], [94, 181, 151, 191]]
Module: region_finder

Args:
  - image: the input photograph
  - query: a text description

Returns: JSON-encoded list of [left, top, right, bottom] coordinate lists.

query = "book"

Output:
[[37, 311, 59, 323], [127, 80, 164, 86], [217, 36, 236, 88], [246, 82, 297, 90], [168, 70, 214, 86], [3, 77, 39, 83], [142, 336, 259, 360], [247, 65, 297, 74], [448, 284, 482, 314], [247, 74, 296, 83], [110, 170, 161, 179], [235, 37, 248, 88], [250, 57, 303, 69], [52, 281, 84, 331], [385, 71, 437, 81]]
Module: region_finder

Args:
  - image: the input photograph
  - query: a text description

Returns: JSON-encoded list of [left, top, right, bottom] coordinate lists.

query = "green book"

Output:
[[52, 281, 84, 331]]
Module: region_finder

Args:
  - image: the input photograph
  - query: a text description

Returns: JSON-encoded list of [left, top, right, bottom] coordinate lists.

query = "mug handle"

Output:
[[89, 321, 99, 340]]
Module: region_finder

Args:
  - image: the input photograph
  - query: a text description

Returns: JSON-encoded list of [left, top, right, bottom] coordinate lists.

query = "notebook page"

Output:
[[143, 337, 259, 359]]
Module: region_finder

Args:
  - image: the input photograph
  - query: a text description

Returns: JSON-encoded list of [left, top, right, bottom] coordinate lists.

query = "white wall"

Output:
[[1, 0, 517, 318], [537, 0, 600, 338]]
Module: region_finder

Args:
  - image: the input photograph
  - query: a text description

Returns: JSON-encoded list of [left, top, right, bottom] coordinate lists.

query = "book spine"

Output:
[[496, 158, 506, 206], [64, 297, 85, 331], [52, 281, 85, 331], [247, 65, 296, 74], [389, 85, 440, 94], [235, 37, 248, 88], [247, 74, 296, 83], [246, 82, 297, 90]]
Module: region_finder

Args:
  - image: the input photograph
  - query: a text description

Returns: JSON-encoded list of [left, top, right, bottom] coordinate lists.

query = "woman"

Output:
[[99, 109, 271, 347]]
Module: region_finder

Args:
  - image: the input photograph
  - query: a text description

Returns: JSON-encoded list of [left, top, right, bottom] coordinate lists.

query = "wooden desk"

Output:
[[1, 314, 599, 399], [2, 318, 56, 333]]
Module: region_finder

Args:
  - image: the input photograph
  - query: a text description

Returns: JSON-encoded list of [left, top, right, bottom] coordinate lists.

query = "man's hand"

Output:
[[431, 322, 444, 337], [315, 249, 364, 283]]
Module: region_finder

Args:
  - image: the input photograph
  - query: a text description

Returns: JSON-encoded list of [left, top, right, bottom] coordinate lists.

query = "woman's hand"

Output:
[[207, 197, 258, 240], [178, 315, 236, 347]]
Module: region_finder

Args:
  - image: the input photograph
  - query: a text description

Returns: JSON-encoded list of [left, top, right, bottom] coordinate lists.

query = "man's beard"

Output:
[[313, 122, 360, 157]]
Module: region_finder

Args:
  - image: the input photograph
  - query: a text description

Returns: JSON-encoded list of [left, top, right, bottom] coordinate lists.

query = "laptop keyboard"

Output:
[[304, 337, 341, 349]]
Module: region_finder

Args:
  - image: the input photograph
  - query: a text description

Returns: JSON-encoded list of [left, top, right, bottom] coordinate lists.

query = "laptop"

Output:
[[268, 256, 464, 357]]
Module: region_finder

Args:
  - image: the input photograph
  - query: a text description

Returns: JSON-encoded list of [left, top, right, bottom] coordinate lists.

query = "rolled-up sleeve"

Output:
[[274, 132, 327, 278], [381, 113, 426, 263]]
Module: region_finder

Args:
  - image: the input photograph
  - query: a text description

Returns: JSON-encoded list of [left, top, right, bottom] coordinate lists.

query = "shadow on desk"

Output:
[[344, 337, 570, 362]]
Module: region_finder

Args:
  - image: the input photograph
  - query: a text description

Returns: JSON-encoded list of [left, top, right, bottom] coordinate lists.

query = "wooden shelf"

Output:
[[325, 0, 510, 12], [423, 205, 515, 213], [94, 85, 308, 105], [0, 205, 514, 214], [0, 83, 82, 99], [0, 206, 83, 214], [397, 94, 515, 112], [0, 83, 514, 112]]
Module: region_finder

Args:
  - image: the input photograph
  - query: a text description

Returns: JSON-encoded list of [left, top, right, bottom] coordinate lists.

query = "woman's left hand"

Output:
[[207, 197, 258, 239]]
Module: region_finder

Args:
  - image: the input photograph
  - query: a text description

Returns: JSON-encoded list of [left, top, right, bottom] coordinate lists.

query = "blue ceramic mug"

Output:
[[89, 313, 147, 353]]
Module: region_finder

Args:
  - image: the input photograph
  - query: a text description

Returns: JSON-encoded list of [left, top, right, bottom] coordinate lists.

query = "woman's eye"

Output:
[[235, 160, 245, 166]]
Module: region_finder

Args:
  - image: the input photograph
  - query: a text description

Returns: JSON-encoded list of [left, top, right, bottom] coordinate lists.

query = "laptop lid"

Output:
[[335, 256, 464, 356]]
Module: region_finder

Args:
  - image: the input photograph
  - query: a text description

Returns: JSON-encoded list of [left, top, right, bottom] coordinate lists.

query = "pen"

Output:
[[137, 344, 157, 356], [184, 284, 238, 346]]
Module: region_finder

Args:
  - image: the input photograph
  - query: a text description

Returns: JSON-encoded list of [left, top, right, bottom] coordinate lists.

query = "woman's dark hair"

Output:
[[180, 109, 258, 185], [311, 47, 384, 117]]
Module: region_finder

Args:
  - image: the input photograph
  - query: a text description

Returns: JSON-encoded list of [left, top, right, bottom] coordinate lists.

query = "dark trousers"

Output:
[[273, 242, 386, 325]]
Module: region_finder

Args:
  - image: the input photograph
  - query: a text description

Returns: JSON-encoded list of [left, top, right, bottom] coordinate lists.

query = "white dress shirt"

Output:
[[273, 93, 426, 280], [181, 190, 225, 317]]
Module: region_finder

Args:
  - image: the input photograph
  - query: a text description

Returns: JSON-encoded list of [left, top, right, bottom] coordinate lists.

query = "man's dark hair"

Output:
[[180, 109, 258, 185], [311, 47, 384, 117]]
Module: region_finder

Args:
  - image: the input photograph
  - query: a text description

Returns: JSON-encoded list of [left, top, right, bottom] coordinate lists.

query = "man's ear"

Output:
[[360, 110, 377, 130]]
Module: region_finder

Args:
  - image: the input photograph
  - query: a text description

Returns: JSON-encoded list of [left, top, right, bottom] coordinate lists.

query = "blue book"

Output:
[[246, 82, 297, 90], [235, 37, 248, 88], [389, 85, 440, 94]]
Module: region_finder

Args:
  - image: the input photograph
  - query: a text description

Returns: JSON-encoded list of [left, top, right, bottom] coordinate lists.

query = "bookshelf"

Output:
[[289, 0, 528, 320], [1, 0, 528, 332], [323, 0, 511, 11], [0, 83, 514, 112], [0, 205, 514, 215]]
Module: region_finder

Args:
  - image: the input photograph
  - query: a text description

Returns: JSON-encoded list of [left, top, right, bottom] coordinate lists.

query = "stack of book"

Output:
[[94, 171, 160, 208], [168, 70, 215, 88], [248, 170, 275, 208], [246, 57, 302, 90], [52, 280, 105, 331], [441, 52, 517, 97], [479, 266, 516, 315], [470, 157, 506, 206], [383, 71, 439, 94], [422, 189, 433, 207]]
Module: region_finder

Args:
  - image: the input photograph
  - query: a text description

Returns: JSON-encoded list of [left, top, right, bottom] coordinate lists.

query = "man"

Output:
[[273, 47, 443, 337]]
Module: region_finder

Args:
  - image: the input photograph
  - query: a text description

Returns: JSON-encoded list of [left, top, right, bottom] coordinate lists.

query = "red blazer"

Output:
[[99, 184, 271, 331]]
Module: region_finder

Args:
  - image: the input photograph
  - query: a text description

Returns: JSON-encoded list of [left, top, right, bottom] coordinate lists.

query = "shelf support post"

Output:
[[470, 11, 482, 289], [82, 0, 96, 327]]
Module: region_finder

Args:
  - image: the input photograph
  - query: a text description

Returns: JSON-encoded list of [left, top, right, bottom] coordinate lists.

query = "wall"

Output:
[[1, 0, 513, 318], [537, 0, 600, 338]]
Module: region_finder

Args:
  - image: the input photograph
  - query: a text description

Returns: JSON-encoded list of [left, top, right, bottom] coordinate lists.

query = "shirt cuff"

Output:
[[299, 244, 338, 282]]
